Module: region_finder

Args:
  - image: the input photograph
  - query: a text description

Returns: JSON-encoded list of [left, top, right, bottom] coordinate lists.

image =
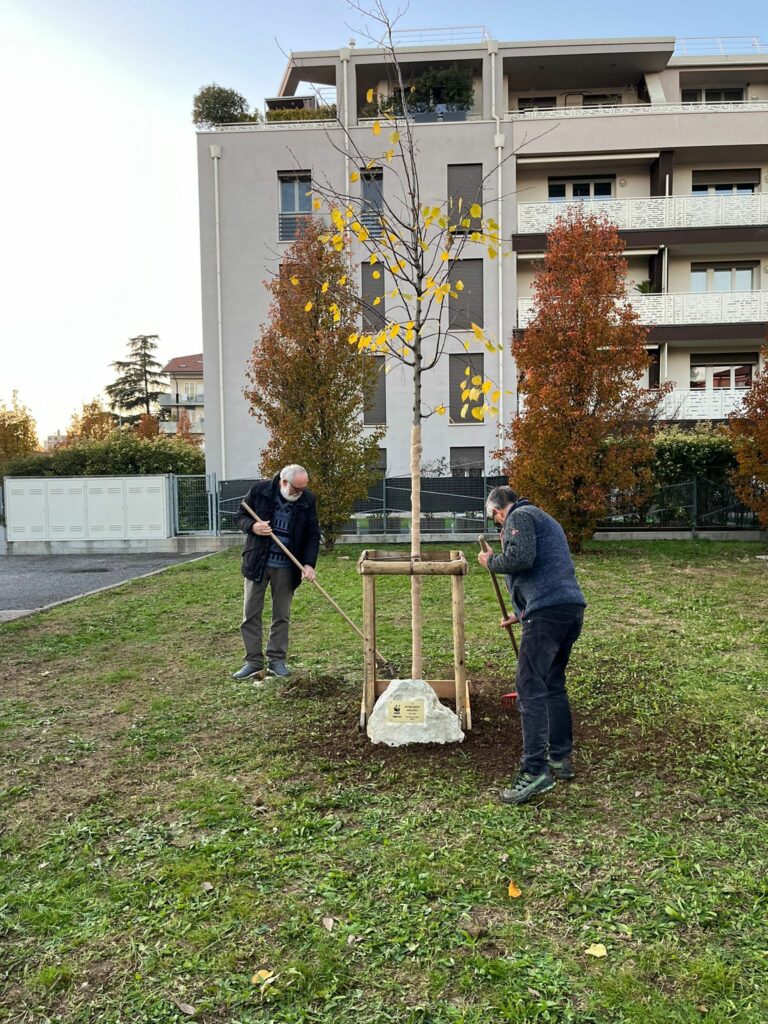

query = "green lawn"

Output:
[[1, 541, 767, 1024]]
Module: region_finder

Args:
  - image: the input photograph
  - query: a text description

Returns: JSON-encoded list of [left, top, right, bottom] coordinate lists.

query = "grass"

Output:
[[0, 540, 767, 1023]]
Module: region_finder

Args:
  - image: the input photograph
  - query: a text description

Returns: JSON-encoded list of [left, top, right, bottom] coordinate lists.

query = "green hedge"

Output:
[[3, 433, 205, 478], [266, 106, 336, 122], [652, 424, 736, 485]]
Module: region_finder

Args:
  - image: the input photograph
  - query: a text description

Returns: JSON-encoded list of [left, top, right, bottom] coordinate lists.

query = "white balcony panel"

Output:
[[506, 101, 768, 120], [659, 388, 748, 419], [518, 291, 768, 327], [517, 193, 768, 233]]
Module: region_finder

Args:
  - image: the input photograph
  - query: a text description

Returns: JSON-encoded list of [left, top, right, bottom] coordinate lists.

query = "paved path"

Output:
[[0, 553, 214, 622]]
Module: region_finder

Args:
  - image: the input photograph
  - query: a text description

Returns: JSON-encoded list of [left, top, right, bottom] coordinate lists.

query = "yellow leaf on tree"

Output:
[[464, 366, 471, 376], [471, 406, 485, 421], [366, 88, 374, 103], [471, 323, 485, 340], [290, 275, 299, 286], [440, 252, 450, 262], [435, 404, 446, 415], [471, 375, 482, 386], [460, 403, 469, 419], [321, 282, 329, 293], [455, 280, 464, 291], [304, 301, 313, 312], [372, 270, 380, 279], [350, 171, 360, 183], [372, 120, 382, 136], [373, 296, 381, 306], [586, 943, 608, 958], [470, 203, 482, 218], [508, 881, 522, 898], [384, 149, 394, 162], [389, 130, 400, 144], [482, 379, 493, 394], [488, 246, 498, 260], [337, 275, 347, 286], [348, 332, 359, 346], [312, 198, 321, 210], [491, 389, 501, 402]]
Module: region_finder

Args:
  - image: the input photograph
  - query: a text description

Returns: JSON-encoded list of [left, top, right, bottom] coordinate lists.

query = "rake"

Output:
[[477, 535, 519, 710]]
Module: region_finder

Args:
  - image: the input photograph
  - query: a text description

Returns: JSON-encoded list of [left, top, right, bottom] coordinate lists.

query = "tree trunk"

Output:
[[410, 356, 423, 679]]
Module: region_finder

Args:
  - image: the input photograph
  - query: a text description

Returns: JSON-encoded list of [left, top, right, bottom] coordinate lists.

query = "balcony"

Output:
[[517, 193, 768, 234], [506, 100, 768, 121], [657, 387, 748, 420], [518, 290, 768, 327], [159, 392, 205, 407], [161, 419, 205, 435]]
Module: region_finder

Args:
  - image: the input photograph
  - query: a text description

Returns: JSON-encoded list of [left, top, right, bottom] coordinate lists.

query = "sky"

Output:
[[2, 0, 766, 440]]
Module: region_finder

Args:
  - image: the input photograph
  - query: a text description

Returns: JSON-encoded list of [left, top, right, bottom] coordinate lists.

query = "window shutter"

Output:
[[361, 263, 385, 330], [447, 164, 483, 229], [449, 260, 484, 329], [364, 355, 387, 425], [449, 353, 483, 423], [692, 169, 760, 186]]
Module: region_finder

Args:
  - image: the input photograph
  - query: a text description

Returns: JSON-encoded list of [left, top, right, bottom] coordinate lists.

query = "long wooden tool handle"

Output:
[[478, 535, 519, 656], [241, 501, 391, 668]]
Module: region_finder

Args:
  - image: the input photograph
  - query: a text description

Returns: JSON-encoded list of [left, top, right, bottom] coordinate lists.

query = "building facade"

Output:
[[160, 354, 205, 446], [197, 33, 768, 480]]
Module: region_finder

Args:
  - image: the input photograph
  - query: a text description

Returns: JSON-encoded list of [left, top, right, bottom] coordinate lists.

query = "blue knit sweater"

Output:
[[486, 500, 586, 618]]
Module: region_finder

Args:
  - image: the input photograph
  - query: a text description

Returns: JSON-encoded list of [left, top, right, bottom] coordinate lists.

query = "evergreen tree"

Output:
[[105, 335, 167, 423]]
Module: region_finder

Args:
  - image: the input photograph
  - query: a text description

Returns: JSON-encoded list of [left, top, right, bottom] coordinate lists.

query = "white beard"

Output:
[[280, 482, 301, 502]]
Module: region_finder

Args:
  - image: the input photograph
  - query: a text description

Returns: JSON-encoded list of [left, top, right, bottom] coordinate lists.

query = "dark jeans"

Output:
[[515, 605, 584, 776]]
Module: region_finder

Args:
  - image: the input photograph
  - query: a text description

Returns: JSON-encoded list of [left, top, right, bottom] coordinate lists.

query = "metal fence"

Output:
[[596, 477, 758, 531], [169, 474, 760, 539]]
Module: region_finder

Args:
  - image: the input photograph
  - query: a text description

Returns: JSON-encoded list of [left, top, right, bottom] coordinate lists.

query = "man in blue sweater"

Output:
[[478, 486, 586, 805]]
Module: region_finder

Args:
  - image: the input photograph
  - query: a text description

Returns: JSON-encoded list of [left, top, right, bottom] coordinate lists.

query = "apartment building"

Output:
[[159, 354, 205, 445], [197, 32, 768, 480]]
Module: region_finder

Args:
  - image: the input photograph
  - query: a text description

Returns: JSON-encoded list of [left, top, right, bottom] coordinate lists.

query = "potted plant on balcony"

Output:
[[410, 65, 474, 121]]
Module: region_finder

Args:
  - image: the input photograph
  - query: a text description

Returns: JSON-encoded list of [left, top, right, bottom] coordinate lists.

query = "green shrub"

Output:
[[265, 105, 336, 122], [652, 424, 736, 484], [4, 433, 205, 478]]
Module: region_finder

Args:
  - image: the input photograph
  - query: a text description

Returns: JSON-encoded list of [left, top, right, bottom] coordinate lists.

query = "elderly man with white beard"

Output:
[[232, 464, 320, 679]]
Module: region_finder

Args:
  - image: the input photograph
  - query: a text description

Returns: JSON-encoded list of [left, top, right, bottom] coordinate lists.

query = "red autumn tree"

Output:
[[244, 222, 385, 550], [499, 212, 669, 551], [135, 413, 160, 439], [67, 397, 117, 442], [729, 342, 768, 526], [175, 408, 201, 447]]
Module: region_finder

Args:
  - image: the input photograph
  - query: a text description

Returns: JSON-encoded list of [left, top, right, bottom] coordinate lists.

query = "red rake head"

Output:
[[501, 691, 517, 709]]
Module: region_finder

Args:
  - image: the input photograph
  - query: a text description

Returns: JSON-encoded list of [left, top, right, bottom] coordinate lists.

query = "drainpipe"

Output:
[[489, 39, 506, 428], [210, 143, 226, 479], [340, 47, 351, 186]]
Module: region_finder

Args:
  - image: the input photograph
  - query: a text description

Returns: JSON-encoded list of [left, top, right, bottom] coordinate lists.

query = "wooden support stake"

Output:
[[362, 573, 377, 724], [450, 550, 471, 731]]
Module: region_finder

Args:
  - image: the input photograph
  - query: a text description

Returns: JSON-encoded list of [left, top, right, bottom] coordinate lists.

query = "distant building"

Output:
[[44, 431, 68, 452], [160, 355, 205, 447]]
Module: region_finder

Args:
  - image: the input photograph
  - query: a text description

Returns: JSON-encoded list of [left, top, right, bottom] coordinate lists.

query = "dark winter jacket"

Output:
[[233, 475, 320, 590], [487, 499, 586, 619]]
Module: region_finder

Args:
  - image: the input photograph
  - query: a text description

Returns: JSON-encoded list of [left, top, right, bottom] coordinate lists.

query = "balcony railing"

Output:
[[658, 388, 748, 419], [518, 290, 768, 327], [506, 100, 768, 120], [674, 36, 766, 56], [517, 192, 768, 233], [159, 392, 205, 407]]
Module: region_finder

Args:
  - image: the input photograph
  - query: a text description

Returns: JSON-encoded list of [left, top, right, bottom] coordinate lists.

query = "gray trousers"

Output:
[[241, 567, 294, 667]]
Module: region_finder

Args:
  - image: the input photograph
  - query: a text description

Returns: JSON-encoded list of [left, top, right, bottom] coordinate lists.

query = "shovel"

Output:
[[240, 501, 397, 676], [477, 535, 519, 709]]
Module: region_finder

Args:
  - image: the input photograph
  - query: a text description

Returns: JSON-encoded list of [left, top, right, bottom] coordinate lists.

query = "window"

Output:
[[647, 348, 660, 390], [361, 168, 383, 237], [448, 259, 484, 329], [689, 352, 758, 390], [361, 262, 385, 330], [449, 353, 484, 423], [690, 262, 757, 293], [582, 93, 621, 107], [682, 88, 745, 103], [450, 446, 485, 477], [364, 355, 387, 425], [518, 96, 557, 111], [691, 169, 759, 195], [548, 176, 614, 202], [447, 164, 483, 231], [278, 171, 312, 241]]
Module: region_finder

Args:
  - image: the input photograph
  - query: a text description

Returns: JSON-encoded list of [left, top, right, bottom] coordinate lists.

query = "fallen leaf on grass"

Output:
[[508, 881, 522, 898], [252, 970, 273, 984], [200, 881, 214, 893], [585, 943, 607, 958], [322, 916, 336, 932], [347, 934, 362, 946], [174, 1001, 196, 1016]]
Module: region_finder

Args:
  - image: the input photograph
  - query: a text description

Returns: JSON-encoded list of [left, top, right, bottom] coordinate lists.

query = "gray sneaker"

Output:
[[548, 756, 575, 780], [500, 769, 556, 806], [268, 661, 291, 677], [232, 663, 263, 680]]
